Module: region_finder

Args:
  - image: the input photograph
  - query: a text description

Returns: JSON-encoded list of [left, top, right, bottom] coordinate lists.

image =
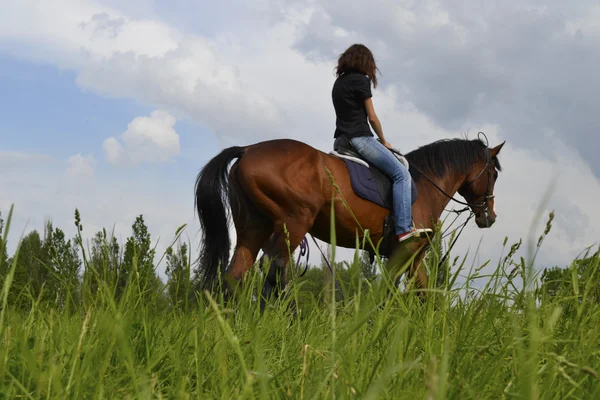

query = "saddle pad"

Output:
[[342, 159, 389, 208]]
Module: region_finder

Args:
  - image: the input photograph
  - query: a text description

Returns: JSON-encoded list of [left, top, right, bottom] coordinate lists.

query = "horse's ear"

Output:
[[490, 141, 506, 156]]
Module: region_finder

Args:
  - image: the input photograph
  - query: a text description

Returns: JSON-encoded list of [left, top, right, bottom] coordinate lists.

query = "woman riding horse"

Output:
[[331, 44, 433, 244], [193, 43, 505, 301]]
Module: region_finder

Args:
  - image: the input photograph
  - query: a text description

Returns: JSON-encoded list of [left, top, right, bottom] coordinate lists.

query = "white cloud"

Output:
[[0, 0, 178, 64], [66, 153, 96, 179], [0, 0, 283, 142], [102, 138, 123, 165], [565, 5, 600, 37], [75, 36, 283, 142], [103, 110, 180, 166]]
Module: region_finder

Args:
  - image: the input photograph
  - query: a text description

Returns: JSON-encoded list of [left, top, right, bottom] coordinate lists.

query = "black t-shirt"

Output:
[[331, 72, 373, 139]]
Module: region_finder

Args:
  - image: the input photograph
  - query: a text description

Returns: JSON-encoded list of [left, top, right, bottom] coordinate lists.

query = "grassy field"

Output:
[[0, 208, 599, 399]]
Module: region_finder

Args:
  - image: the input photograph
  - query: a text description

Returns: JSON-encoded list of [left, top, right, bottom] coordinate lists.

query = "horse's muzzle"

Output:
[[475, 209, 496, 228]]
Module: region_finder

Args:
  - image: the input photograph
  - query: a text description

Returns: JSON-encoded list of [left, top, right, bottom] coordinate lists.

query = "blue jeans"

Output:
[[349, 136, 413, 235]]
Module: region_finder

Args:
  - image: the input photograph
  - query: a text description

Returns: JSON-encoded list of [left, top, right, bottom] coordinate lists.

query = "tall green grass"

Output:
[[0, 204, 599, 399]]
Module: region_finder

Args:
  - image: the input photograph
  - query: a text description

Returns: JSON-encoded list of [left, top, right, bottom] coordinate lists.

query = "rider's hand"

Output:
[[381, 139, 408, 169], [382, 140, 394, 150]]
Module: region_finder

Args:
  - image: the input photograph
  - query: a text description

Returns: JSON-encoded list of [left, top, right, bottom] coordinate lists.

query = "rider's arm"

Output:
[[365, 98, 387, 145]]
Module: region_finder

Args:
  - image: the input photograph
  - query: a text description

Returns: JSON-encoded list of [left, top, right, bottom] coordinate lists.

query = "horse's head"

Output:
[[458, 141, 505, 228]]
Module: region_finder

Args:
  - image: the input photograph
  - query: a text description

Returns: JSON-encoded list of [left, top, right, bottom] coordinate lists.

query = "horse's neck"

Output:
[[420, 172, 465, 222]]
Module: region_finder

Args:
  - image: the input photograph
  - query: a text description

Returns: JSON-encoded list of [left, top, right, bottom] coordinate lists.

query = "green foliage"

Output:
[[42, 221, 82, 311], [81, 228, 122, 306], [1, 218, 83, 312], [118, 215, 159, 299], [8, 229, 47, 309], [538, 247, 600, 316], [165, 241, 191, 310], [1, 207, 600, 398]]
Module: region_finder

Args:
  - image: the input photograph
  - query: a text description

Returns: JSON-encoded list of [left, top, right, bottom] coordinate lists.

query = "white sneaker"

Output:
[[397, 228, 434, 243]]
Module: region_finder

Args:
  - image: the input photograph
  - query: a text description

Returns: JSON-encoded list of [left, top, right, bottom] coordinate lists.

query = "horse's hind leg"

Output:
[[226, 227, 271, 279], [223, 203, 273, 295], [259, 233, 286, 305], [259, 216, 314, 307]]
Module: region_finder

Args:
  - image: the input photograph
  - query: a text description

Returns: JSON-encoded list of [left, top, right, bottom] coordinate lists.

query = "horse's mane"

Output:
[[405, 137, 502, 183]]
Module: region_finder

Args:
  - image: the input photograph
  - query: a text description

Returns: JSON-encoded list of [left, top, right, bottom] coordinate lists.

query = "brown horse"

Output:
[[194, 134, 505, 300]]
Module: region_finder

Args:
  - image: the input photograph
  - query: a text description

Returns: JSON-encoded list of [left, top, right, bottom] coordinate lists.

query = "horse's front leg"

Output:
[[405, 250, 428, 301], [385, 240, 429, 301]]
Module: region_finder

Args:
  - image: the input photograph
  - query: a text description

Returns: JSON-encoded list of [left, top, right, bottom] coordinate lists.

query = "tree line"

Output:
[[0, 207, 385, 313], [1, 206, 596, 313]]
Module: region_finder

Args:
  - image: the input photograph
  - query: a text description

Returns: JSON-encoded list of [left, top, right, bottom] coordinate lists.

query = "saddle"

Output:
[[332, 136, 370, 167], [330, 135, 418, 210]]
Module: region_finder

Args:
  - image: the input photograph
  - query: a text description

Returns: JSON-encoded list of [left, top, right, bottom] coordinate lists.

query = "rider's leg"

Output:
[[349, 136, 431, 241]]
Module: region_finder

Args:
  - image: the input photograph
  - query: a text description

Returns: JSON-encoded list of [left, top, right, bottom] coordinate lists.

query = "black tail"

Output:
[[194, 146, 246, 291]]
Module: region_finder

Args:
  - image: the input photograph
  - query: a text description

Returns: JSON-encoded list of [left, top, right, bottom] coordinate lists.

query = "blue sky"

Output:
[[0, 56, 149, 157], [0, 51, 220, 202], [1, 0, 600, 281]]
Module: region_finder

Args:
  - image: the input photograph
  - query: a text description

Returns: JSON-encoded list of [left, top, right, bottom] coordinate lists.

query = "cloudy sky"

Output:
[[1, 0, 599, 282]]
